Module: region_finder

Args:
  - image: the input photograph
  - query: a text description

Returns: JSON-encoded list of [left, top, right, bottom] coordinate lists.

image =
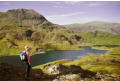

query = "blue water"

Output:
[[0, 46, 108, 67]]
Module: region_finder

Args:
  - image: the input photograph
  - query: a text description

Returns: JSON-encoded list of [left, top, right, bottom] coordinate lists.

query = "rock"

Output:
[[25, 30, 33, 37], [31, 32, 46, 41], [35, 48, 46, 54], [0, 62, 53, 81], [96, 72, 120, 81], [43, 63, 69, 75], [68, 65, 83, 73], [1, 62, 120, 81], [6, 39, 18, 48], [43, 63, 96, 78], [0, 32, 6, 39], [53, 74, 80, 81], [56, 34, 68, 41], [70, 35, 81, 41]]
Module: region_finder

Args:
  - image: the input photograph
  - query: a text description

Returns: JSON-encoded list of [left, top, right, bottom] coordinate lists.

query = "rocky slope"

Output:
[[0, 62, 120, 81], [0, 9, 83, 55], [64, 21, 120, 34], [0, 9, 59, 29]]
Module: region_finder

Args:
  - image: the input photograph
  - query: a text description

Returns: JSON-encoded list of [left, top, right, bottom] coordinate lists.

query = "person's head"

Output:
[[25, 45, 30, 51]]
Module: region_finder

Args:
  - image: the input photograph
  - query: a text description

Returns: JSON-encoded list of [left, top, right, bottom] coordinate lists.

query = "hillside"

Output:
[[0, 9, 66, 31], [0, 9, 82, 56], [1, 9, 120, 56], [33, 47, 120, 80], [65, 21, 120, 34], [1, 62, 119, 81]]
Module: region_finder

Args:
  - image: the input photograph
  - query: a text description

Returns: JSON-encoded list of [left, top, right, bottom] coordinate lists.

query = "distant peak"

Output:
[[7, 8, 35, 12], [86, 21, 120, 24], [7, 8, 42, 16], [4, 8, 47, 22]]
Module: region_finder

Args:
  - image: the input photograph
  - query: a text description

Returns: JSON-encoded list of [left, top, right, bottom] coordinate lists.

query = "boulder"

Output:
[[43, 63, 96, 77], [43, 63, 69, 75], [70, 35, 81, 41], [53, 74, 80, 81], [25, 30, 33, 37], [0, 62, 53, 81]]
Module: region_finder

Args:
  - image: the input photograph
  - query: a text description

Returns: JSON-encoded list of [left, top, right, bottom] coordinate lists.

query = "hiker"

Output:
[[25, 46, 31, 77], [20, 46, 31, 77]]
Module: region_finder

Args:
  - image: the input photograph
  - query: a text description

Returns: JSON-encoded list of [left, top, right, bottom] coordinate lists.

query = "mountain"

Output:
[[64, 21, 120, 34], [1, 9, 120, 56], [0, 9, 65, 30], [0, 9, 82, 55]]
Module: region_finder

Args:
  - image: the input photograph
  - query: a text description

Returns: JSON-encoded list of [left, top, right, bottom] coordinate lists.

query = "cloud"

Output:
[[52, 5, 62, 8], [86, 2, 103, 7], [64, 1, 82, 5], [52, 2, 67, 8], [46, 12, 85, 25], [52, 5, 68, 8], [1, 2, 11, 5], [52, 2, 103, 9], [52, 1, 82, 8], [53, 1, 82, 5], [47, 11, 85, 18], [46, 16, 105, 25], [76, 17, 102, 23]]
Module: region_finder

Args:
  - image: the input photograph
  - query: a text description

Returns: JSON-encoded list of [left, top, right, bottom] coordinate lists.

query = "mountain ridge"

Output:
[[0, 8, 65, 30], [0, 9, 82, 55], [64, 21, 120, 34], [65, 21, 120, 25]]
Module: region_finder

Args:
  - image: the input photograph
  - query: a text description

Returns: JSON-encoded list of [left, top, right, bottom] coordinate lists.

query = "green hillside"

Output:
[[0, 9, 120, 56], [76, 31, 120, 45], [65, 21, 120, 34], [0, 9, 82, 56], [34, 47, 120, 74], [65, 21, 120, 46]]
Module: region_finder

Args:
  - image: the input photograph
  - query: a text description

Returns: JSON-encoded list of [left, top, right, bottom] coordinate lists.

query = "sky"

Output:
[[0, 1, 120, 25]]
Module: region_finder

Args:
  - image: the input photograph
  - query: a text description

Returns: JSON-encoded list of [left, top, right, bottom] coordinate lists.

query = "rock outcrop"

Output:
[[0, 62, 120, 81], [42, 63, 120, 81], [0, 62, 53, 81], [43, 63, 69, 75], [0, 9, 81, 51]]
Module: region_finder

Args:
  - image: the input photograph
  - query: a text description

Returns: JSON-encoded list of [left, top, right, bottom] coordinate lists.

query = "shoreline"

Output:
[[0, 45, 109, 57]]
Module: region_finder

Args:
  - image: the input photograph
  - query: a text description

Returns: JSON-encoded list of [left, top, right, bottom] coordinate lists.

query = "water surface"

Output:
[[0, 46, 108, 67]]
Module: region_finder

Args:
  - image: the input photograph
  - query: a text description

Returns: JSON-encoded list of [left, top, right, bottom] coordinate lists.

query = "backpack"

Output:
[[20, 51, 27, 61]]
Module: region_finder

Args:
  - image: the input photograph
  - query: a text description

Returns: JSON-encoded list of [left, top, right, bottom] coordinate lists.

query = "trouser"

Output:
[[26, 62, 31, 77]]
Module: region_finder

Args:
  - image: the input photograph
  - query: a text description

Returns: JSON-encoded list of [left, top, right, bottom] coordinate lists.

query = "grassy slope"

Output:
[[1, 22, 120, 56], [1, 9, 120, 56], [75, 31, 120, 45], [64, 47, 120, 74], [65, 21, 120, 34], [33, 47, 120, 74], [65, 21, 120, 46], [0, 21, 81, 56], [33, 59, 73, 69]]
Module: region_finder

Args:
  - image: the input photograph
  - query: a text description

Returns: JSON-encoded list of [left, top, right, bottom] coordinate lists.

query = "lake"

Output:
[[0, 46, 108, 67]]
